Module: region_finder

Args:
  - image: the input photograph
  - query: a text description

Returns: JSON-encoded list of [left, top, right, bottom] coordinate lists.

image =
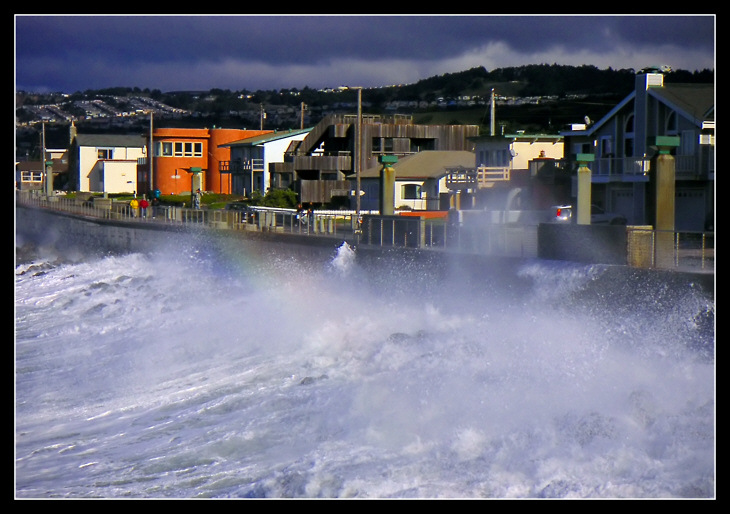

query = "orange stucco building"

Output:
[[149, 127, 272, 195]]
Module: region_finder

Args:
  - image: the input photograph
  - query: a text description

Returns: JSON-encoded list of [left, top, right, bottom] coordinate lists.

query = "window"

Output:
[[486, 149, 510, 167], [172, 141, 203, 157], [680, 130, 696, 156], [157, 142, 173, 156], [97, 148, 113, 159], [478, 150, 487, 165], [600, 137, 613, 156], [623, 114, 635, 157], [21, 171, 43, 183], [402, 184, 422, 200], [666, 111, 678, 134], [625, 114, 634, 133]]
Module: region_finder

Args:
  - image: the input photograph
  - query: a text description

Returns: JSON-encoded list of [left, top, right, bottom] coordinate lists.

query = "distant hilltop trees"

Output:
[[16, 64, 714, 151]]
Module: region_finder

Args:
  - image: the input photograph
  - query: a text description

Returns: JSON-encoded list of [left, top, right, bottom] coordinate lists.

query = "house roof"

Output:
[[356, 150, 476, 180], [563, 81, 715, 137], [16, 158, 68, 173], [220, 128, 312, 148], [74, 133, 147, 148], [648, 83, 714, 126], [470, 133, 563, 143]]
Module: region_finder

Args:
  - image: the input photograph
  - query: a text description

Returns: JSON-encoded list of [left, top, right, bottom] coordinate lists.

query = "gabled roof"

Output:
[[561, 93, 636, 137], [649, 83, 714, 126], [356, 150, 476, 180], [220, 128, 312, 148], [16, 158, 68, 173], [562, 81, 715, 137], [73, 133, 147, 148]]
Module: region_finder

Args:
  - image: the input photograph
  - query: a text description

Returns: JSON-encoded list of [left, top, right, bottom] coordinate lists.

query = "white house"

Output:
[[473, 133, 564, 170], [70, 133, 147, 193], [220, 128, 311, 196]]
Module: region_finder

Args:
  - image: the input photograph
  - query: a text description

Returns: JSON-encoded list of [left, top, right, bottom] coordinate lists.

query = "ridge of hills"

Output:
[[16, 64, 714, 153]]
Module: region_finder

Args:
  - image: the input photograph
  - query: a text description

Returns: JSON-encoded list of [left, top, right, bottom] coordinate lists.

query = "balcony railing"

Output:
[[446, 166, 511, 190], [529, 156, 712, 181], [588, 157, 650, 179], [593, 156, 713, 179]]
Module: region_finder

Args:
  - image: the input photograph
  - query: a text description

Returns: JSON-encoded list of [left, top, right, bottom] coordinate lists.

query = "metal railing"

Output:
[[15, 190, 364, 238], [626, 225, 714, 272], [16, 190, 714, 272]]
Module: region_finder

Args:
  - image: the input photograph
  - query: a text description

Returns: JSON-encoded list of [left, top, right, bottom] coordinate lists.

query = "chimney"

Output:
[[633, 70, 665, 160], [636, 71, 664, 90], [69, 120, 77, 145]]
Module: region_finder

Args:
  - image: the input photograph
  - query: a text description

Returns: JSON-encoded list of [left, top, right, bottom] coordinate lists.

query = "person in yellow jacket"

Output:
[[129, 198, 139, 218]]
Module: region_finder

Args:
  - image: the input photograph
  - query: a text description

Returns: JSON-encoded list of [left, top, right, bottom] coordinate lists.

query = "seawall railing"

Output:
[[16, 190, 714, 273]]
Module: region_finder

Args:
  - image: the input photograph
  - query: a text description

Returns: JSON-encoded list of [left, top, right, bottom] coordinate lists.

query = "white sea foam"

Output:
[[14, 240, 715, 498]]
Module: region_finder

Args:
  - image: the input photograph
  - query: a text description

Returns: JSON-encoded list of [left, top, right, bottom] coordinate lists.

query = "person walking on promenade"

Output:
[[129, 197, 139, 218], [151, 197, 159, 219], [139, 198, 149, 218], [193, 189, 202, 210]]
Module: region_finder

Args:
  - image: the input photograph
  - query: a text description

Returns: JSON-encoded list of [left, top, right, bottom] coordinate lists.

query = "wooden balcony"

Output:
[[446, 166, 511, 191], [290, 153, 351, 172], [299, 179, 351, 204]]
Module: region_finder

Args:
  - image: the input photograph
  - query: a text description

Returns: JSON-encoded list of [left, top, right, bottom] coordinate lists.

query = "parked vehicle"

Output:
[[549, 204, 627, 225], [551, 205, 573, 222]]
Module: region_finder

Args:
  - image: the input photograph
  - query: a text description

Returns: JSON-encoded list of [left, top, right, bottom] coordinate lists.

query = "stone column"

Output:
[[651, 136, 679, 268], [379, 155, 398, 216], [575, 153, 594, 225]]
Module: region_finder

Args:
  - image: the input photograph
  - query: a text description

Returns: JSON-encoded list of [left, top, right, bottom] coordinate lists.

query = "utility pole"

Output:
[[354, 87, 362, 233], [149, 111, 154, 195], [260, 103, 266, 130], [41, 122, 53, 196], [41, 121, 46, 189], [490, 88, 496, 136]]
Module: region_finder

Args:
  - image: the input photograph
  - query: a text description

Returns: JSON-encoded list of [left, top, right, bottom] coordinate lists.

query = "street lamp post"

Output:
[[356, 87, 362, 228], [149, 111, 154, 195], [348, 87, 363, 236]]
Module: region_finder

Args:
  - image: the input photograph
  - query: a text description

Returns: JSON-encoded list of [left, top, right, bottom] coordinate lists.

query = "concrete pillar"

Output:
[[45, 160, 54, 196], [575, 153, 594, 225], [651, 136, 679, 268], [451, 191, 461, 210], [419, 217, 426, 248], [379, 155, 398, 216]]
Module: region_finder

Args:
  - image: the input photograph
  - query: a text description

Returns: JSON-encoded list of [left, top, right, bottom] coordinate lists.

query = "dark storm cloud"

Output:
[[15, 15, 715, 94]]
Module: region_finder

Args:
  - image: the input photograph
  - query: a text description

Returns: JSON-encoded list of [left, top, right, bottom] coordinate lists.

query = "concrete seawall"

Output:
[[15, 204, 345, 264], [15, 204, 714, 301]]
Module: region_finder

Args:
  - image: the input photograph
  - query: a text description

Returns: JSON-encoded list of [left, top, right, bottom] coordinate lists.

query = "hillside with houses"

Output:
[[16, 64, 714, 158]]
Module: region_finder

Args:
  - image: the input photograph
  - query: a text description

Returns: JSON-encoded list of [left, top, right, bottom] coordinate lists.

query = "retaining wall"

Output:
[[15, 204, 714, 300]]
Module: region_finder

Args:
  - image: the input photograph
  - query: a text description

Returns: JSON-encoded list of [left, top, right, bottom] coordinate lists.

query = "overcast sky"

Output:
[[15, 15, 715, 94]]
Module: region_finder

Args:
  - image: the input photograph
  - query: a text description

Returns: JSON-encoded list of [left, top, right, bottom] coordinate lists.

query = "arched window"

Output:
[[666, 111, 678, 134], [623, 114, 635, 157]]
